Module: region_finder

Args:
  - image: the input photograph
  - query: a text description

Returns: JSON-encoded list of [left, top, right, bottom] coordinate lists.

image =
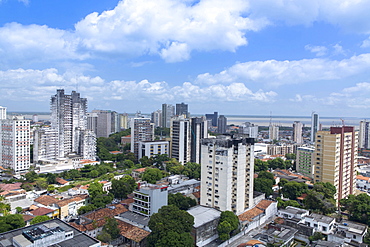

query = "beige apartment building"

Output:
[[314, 126, 358, 203]]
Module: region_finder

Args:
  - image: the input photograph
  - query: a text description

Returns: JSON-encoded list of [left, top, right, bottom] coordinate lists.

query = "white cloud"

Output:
[[305, 45, 328, 57], [361, 37, 370, 48], [0, 68, 277, 106], [195, 53, 370, 87]]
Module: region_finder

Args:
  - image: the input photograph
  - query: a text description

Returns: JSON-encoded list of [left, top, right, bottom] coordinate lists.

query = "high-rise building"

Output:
[[170, 116, 191, 164], [190, 117, 208, 163], [217, 115, 227, 134], [239, 122, 258, 139], [200, 135, 254, 214], [90, 110, 119, 138], [359, 120, 370, 149], [119, 113, 129, 130], [296, 146, 315, 178], [132, 182, 168, 216], [35, 89, 96, 162], [293, 121, 303, 144], [314, 126, 358, 203], [138, 140, 169, 160], [0, 106, 6, 120], [161, 104, 175, 128], [176, 102, 189, 117], [311, 112, 319, 142], [269, 124, 279, 140], [0, 116, 30, 173], [151, 110, 162, 128], [34, 127, 59, 162], [131, 118, 154, 159], [205, 112, 218, 127]]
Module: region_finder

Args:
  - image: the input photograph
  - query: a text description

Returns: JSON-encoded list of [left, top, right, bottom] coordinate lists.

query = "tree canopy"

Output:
[[168, 193, 197, 210], [110, 175, 136, 200], [282, 181, 308, 200], [0, 214, 25, 233], [30, 215, 51, 225], [340, 193, 370, 225], [142, 168, 164, 184], [148, 205, 194, 247], [217, 211, 239, 241], [254, 171, 275, 196]]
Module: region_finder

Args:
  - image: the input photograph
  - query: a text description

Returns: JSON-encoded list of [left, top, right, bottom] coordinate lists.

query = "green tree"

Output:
[[35, 177, 48, 190], [254, 159, 269, 172], [282, 181, 307, 200], [313, 182, 336, 199], [47, 185, 56, 193], [24, 171, 38, 183], [97, 231, 112, 243], [308, 232, 324, 243], [340, 193, 370, 225], [140, 156, 152, 167], [142, 168, 163, 184], [30, 215, 51, 225], [78, 204, 97, 215], [254, 178, 274, 196], [267, 158, 286, 170], [217, 211, 239, 241], [0, 214, 25, 233], [88, 182, 104, 198], [103, 217, 120, 239], [46, 173, 57, 184], [285, 153, 296, 160], [151, 154, 170, 169], [89, 170, 99, 178], [304, 191, 336, 215], [148, 205, 194, 247], [110, 175, 136, 200], [165, 158, 181, 172], [183, 162, 201, 179], [16, 207, 23, 214], [168, 193, 197, 210]]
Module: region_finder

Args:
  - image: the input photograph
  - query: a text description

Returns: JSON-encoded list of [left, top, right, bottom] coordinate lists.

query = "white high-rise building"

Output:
[[0, 116, 30, 173], [131, 118, 154, 159], [34, 89, 96, 162], [34, 127, 59, 161], [359, 120, 370, 149], [200, 135, 254, 214], [311, 112, 319, 142], [269, 124, 279, 140], [170, 116, 191, 164], [293, 121, 303, 144], [161, 104, 175, 128], [0, 106, 7, 120], [190, 117, 208, 163], [239, 122, 258, 139], [151, 110, 162, 128]]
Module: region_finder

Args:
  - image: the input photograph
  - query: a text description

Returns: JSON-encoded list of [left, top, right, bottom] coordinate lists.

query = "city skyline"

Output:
[[1, 1, 370, 117]]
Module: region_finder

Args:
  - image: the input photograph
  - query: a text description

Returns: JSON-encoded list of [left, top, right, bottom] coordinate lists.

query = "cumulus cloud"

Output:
[[305, 45, 328, 57], [0, 68, 276, 106], [195, 53, 370, 87]]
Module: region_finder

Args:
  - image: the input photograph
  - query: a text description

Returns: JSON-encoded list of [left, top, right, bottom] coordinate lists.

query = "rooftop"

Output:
[[307, 213, 335, 224], [117, 220, 150, 243], [30, 207, 55, 216], [187, 205, 221, 228], [119, 211, 150, 227]]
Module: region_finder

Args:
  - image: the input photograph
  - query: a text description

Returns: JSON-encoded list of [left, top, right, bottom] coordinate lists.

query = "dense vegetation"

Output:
[[217, 211, 239, 241]]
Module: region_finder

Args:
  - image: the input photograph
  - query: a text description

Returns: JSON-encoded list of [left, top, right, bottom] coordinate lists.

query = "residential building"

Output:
[[267, 144, 294, 156], [200, 135, 254, 214], [239, 122, 258, 139], [328, 220, 368, 244], [170, 116, 191, 164], [161, 103, 175, 128], [131, 118, 154, 159], [311, 112, 319, 142], [315, 126, 358, 202], [0, 106, 6, 119], [35, 89, 96, 162], [205, 112, 218, 127], [305, 213, 336, 235], [356, 174, 370, 192], [0, 116, 30, 173], [359, 120, 370, 149], [190, 117, 208, 163], [296, 146, 315, 178], [91, 109, 119, 138], [151, 109, 162, 127], [132, 182, 168, 216], [138, 140, 169, 160], [269, 124, 279, 140], [176, 102, 189, 117], [187, 205, 221, 247], [119, 113, 129, 130], [0, 218, 101, 247], [86, 112, 98, 134], [217, 115, 227, 134], [293, 121, 303, 144], [34, 127, 59, 162]]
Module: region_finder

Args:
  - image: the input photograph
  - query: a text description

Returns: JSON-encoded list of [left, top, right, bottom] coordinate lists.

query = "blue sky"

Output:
[[1, 0, 370, 117]]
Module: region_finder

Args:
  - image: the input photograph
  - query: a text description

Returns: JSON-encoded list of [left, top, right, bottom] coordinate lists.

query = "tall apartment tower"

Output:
[[217, 115, 227, 134], [119, 113, 129, 130], [0, 106, 6, 119], [269, 124, 279, 140], [314, 126, 358, 203], [0, 116, 30, 173], [35, 89, 96, 162], [200, 135, 254, 214], [205, 112, 218, 127], [311, 112, 319, 142], [131, 118, 154, 159], [190, 117, 208, 163], [161, 104, 175, 128], [239, 122, 258, 139], [359, 120, 370, 149], [170, 116, 191, 164], [151, 110, 162, 128], [176, 102, 189, 117], [293, 121, 303, 144], [296, 146, 315, 178]]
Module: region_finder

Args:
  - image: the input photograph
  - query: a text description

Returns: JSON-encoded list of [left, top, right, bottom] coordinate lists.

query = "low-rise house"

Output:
[[69, 204, 128, 238], [30, 207, 56, 218], [116, 219, 150, 247], [0, 218, 100, 247], [277, 206, 309, 222], [56, 177, 70, 186], [328, 220, 368, 245], [238, 200, 278, 233], [253, 224, 298, 247], [132, 168, 147, 180], [99, 180, 112, 192], [356, 175, 370, 192], [305, 213, 336, 235], [187, 205, 221, 247]]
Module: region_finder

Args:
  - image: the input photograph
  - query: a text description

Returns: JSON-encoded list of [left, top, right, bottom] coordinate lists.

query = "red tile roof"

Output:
[[238, 207, 264, 222], [56, 177, 69, 185], [34, 195, 59, 206], [0, 182, 22, 191], [117, 220, 150, 242], [30, 207, 54, 216]]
